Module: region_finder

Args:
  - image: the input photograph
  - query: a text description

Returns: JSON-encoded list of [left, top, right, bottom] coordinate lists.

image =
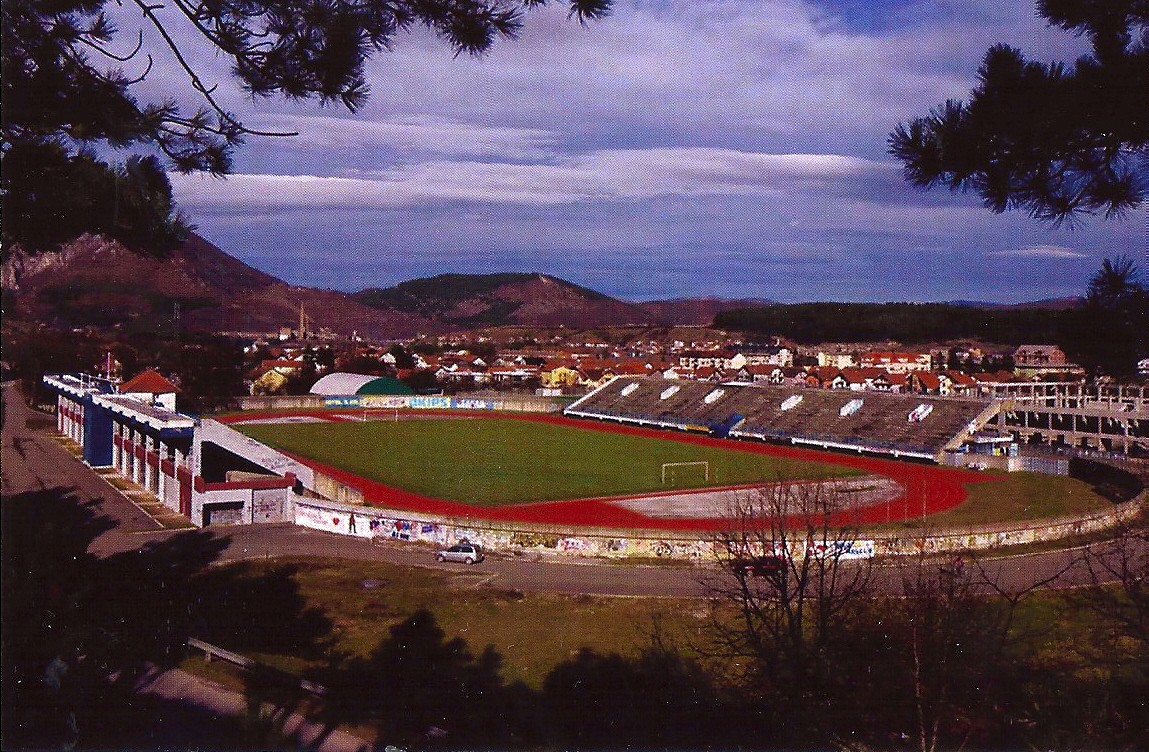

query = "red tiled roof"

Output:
[[915, 372, 942, 389], [120, 369, 180, 394], [261, 359, 304, 371], [945, 371, 976, 386], [612, 362, 652, 375], [975, 371, 1017, 383]]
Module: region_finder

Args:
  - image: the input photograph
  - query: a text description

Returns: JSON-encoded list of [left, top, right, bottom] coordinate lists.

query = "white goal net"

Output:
[[661, 461, 710, 485]]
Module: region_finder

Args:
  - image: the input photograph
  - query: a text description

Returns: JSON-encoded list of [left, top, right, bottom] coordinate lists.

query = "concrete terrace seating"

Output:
[[567, 376, 996, 460]]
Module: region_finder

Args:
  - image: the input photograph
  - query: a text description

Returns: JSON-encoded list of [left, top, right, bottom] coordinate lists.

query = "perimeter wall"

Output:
[[237, 394, 571, 413], [293, 490, 1146, 560]]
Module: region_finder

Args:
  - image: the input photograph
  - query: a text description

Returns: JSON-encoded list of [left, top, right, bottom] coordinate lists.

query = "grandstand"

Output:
[[565, 376, 1001, 462]]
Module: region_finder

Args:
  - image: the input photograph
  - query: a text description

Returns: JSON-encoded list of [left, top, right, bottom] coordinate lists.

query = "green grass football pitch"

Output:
[[238, 417, 859, 506]]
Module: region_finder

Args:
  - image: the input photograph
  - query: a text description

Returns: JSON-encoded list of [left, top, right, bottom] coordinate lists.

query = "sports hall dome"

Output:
[[309, 372, 413, 396]]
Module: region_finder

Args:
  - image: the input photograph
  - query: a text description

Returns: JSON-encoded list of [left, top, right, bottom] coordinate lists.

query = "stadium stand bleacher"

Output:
[[565, 376, 999, 462]]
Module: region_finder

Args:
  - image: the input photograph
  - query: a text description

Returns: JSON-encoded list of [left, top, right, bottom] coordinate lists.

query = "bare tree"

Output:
[[1079, 523, 1149, 647], [896, 555, 1001, 752], [1067, 523, 1149, 746], [705, 480, 875, 745], [893, 551, 1075, 752]]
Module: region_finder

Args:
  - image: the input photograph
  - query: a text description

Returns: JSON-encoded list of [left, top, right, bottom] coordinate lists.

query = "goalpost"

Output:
[[661, 461, 710, 485]]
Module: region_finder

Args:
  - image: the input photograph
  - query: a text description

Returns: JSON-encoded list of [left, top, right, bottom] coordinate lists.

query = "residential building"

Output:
[[860, 350, 932, 374], [1013, 344, 1085, 379]]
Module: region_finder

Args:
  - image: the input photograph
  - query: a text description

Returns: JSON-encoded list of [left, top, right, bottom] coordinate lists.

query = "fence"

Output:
[[236, 393, 569, 413], [237, 395, 325, 411], [187, 637, 327, 696]]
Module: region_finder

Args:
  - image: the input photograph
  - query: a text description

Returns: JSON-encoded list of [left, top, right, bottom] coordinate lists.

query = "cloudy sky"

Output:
[[147, 0, 1142, 303]]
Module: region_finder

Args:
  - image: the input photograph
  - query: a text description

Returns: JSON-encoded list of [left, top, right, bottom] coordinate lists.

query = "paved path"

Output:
[[130, 665, 373, 752]]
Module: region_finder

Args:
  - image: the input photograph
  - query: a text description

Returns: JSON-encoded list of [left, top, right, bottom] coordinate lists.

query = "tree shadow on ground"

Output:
[[541, 644, 769, 750], [312, 608, 533, 749], [190, 562, 335, 659], [307, 607, 773, 751], [1, 485, 338, 751]]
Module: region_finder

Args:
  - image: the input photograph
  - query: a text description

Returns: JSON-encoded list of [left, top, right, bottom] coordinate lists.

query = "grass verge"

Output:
[[868, 472, 1118, 532], [190, 557, 705, 690]]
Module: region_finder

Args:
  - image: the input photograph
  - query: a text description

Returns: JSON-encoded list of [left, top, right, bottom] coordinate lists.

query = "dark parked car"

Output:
[[436, 543, 484, 565], [731, 555, 786, 579]]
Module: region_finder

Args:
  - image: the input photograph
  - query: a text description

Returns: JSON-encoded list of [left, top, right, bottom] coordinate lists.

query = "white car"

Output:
[[436, 543, 484, 565]]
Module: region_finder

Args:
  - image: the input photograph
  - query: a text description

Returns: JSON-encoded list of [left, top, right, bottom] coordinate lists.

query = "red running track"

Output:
[[219, 410, 1002, 532]]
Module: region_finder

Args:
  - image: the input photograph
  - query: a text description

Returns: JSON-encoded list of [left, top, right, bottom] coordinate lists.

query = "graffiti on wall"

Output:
[[294, 493, 1144, 560], [510, 531, 561, 549], [362, 396, 410, 409], [800, 539, 875, 560], [252, 489, 286, 523], [363, 516, 446, 544], [296, 503, 344, 533], [650, 539, 709, 559], [453, 398, 494, 410], [410, 396, 451, 409]]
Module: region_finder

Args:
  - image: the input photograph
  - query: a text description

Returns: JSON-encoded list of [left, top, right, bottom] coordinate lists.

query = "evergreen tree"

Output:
[[1, 0, 610, 252], [1061, 255, 1149, 376], [1, 143, 189, 253], [889, 1, 1148, 224]]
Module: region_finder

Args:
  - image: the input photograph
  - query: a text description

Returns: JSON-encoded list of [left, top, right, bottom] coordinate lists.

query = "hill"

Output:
[[1, 234, 430, 338], [354, 273, 659, 328], [638, 297, 775, 325]]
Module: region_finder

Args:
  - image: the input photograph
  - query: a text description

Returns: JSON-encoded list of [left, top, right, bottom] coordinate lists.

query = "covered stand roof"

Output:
[[310, 372, 413, 396]]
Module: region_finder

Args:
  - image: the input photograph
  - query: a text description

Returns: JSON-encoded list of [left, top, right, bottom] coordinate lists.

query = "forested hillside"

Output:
[[714, 302, 1078, 345]]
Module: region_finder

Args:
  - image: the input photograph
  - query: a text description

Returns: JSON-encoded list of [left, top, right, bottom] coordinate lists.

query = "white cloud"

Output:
[[246, 114, 561, 162], [171, 147, 892, 211], [990, 245, 1089, 259], [144, 0, 1130, 302], [127, 0, 1091, 169], [335, 0, 1078, 155]]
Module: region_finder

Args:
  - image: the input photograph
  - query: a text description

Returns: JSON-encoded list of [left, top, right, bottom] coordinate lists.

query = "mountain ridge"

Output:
[[353, 272, 655, 328], [3, 233, 1082, 336], [1, 234, 430, 337]]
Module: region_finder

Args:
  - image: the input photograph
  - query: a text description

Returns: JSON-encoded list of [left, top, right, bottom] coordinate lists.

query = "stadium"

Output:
[[45, 372, 1146, 553]]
